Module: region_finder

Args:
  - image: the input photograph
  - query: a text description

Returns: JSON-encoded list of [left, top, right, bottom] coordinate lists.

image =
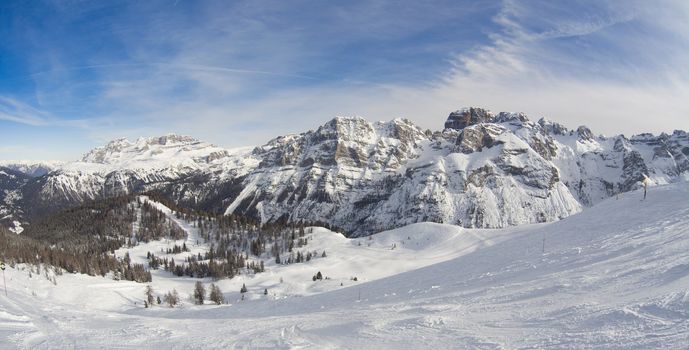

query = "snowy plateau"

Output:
[[1, 108, 689, 349]]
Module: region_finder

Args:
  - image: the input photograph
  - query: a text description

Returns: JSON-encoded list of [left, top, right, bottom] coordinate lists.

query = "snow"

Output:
[[53, 134, 257, 176], [0, 161, 63, 177], [2, 182, 689, 348], [7, 221, 23, 235]]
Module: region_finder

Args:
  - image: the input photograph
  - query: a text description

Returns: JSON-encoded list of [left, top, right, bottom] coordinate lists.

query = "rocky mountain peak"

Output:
[[384, 118, 429, 145], [317, 116, 375, 143], [538, 118, 569, 135], [81, 138, 132, 163], [576, 126, 594, 141], [136, 134, 200, 147], [444, 107, 494, 130], [493, 112, 530, 124], [254, 116, 428, 170]]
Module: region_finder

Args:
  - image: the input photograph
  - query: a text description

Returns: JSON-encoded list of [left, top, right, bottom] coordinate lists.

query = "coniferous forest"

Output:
[[0, 192, 328, 283]]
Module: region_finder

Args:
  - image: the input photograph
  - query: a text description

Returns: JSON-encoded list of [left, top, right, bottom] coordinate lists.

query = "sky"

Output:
[[1, 0, 688, 161]]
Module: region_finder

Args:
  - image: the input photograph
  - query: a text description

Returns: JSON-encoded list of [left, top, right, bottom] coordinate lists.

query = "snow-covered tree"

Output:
[[164, 289, 179, 307], [145, 285, 155, 306], [193, 281, 206, 305], [209, 284, 223, 305]]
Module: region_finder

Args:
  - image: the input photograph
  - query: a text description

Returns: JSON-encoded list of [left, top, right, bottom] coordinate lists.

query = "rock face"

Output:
[[227, 118, 434, 231], [538, 118, 569, 136], [444, 107, 494, 130], [454, 124, 504, 154], [2, 110, 688, 236]]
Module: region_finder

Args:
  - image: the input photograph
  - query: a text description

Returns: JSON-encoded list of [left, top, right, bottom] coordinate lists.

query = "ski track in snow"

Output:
[[2, 184, 689, 348]]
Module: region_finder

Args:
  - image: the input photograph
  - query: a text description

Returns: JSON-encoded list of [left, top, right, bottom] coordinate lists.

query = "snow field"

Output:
[[1, 182, 689, 348]]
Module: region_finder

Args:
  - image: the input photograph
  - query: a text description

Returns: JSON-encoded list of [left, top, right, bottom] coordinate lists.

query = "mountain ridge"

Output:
[[2, 107, 688, 236]]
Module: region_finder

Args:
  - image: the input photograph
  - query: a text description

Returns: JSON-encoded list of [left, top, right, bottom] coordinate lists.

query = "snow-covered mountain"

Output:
[[76, 134, 237, 171], [0, 160, 62, 177], [224, 108, 687, 234], [2, 108, 688, 235], [9, 135, 258, 220], [229, 114, 581, 234]]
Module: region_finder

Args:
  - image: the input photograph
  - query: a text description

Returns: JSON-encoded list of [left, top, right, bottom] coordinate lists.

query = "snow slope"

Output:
[[1, 183, 689, 348]]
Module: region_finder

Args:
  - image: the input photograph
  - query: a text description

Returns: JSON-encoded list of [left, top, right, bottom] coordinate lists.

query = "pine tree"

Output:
[[209, 284, 224, 305], [193, 281, 206, 305], [240, 283, 247, 293]]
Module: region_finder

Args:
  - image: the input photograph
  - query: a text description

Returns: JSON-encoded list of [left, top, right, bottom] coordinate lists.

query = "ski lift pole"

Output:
[[1, 261, 6, 297]]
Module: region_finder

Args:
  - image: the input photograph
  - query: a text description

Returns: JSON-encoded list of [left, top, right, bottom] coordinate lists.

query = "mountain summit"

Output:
[[79, 134, 229, 167]]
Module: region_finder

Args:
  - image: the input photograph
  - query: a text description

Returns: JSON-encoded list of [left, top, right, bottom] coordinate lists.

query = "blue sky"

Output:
[[1, 0, 688, 160]]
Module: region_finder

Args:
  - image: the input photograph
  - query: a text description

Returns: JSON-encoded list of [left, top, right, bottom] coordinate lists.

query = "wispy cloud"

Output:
[[1, 0, 688, 161], [430, 0, 689, 135], [0, 96, 51, 126], [0, 97, 96, 129]]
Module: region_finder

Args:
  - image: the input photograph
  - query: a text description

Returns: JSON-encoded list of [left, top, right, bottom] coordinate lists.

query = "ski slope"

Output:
[[2, 183, 689, 349]]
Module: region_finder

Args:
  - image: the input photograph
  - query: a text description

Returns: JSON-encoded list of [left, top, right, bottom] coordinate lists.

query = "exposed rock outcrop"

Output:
[[444, 107, 494, 130]]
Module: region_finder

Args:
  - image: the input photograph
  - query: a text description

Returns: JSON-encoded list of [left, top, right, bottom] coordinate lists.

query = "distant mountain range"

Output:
[[2, 107, 688, 236]]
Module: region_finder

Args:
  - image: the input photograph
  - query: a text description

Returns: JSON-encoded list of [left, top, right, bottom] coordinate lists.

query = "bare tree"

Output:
[[164, 289, 180, 307], [145, 285, 155, 306]]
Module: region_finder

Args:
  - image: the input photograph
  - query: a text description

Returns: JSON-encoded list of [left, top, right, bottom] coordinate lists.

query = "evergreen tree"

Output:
[[240, 283, 247, 293], [193, 281, 206, 305], [209, 284, 224, 305]]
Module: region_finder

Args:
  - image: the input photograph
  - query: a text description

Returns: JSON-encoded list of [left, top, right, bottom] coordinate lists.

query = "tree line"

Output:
[[1, 191, 330, 284], [0, 195, 185, 282]]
